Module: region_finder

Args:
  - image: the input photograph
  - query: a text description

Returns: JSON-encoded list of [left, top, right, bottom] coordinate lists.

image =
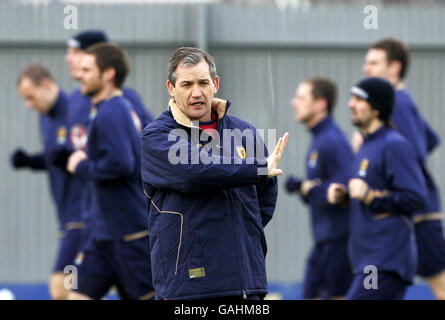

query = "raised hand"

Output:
[[267, 132, 289, 178]]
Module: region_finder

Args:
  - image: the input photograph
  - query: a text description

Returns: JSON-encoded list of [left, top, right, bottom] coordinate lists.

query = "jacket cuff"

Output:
[[75, 160, 89, 178]]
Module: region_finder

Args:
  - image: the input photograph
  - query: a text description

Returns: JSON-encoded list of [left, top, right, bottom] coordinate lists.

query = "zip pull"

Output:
[[242, 290, 247, 300]]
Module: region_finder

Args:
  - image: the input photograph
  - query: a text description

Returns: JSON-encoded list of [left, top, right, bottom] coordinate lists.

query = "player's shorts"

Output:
[[415, 219, 445, 278], [347, 271, 409, 300], [53, 227, 86, 273], [302, 238, 353, 299], [73, 235, 154, 300]]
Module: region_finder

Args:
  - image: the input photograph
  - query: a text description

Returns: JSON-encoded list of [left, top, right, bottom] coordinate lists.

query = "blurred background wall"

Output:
[[0, 1, 444, 296]]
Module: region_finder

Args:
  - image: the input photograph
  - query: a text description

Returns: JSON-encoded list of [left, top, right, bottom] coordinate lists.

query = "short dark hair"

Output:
[[86, 43, 129, 88], [17, 64, 53, 86], [168, 47, 216, 86], [306, 77, 337, 114], [371, 38, 410, 79]]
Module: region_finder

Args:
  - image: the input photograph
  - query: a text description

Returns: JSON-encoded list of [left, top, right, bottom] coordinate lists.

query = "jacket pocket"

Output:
[[153, 203, 184, 277]]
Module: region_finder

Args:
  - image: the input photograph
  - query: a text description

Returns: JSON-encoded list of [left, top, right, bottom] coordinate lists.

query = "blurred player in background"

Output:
[[329, 77, 427, 299], [58, 30, 153, 210], [56, 30, 155, 299], [140, 46, 287, 300], [66, 43, 154, 300], [356, 38, 445, 299], [285, 78, 354, 299], [11, 65, 85, 300]]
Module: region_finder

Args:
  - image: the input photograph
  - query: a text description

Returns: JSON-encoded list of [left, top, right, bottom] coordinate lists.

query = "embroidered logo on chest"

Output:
[[70, 124, 88, 151], [308, 151, 318, 168], [236, 146, 246, 159], [89, 106, 97, 120], [358, 158, 369, 177], [57, 126, 67, 145]]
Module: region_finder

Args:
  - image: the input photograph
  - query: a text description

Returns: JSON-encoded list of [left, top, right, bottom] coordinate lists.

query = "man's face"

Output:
[[348, 95, 376, 129], [167, 60, 219, 122], [18, 77, 53, 114], [78, 54, 103, 97], [291, 82, 316, 124], [65, 47, 86, 80], [362, 49, 391, 79]]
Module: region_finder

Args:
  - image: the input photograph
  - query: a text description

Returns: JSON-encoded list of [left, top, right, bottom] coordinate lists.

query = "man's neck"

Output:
[[387, 76, 403, 90], [306, 113, 327, 130], [91, 84, 119, 105], [362, 118, 384, 135], [45, 85, 60, 113]]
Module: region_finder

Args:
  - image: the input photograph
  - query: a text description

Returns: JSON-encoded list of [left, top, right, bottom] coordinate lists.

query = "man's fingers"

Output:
[[269, 169, 283, 177], [279, 132, 289, 155], [275, 132, 289, 162], [273, 137, 282, 155]]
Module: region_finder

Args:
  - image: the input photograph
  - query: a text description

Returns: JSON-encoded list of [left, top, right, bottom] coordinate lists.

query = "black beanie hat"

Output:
[[350, 77, 395, 122], [67, 30, 108, 51]]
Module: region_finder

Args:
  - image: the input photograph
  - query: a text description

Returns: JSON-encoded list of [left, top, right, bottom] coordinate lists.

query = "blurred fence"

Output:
[[1, 2, 444, 284]]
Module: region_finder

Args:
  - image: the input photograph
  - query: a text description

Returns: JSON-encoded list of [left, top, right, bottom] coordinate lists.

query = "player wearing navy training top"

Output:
[[329, 77, 427, 300], [285, 78, 354, 299], [59, 30, 155, 299], [11, 65, 85, 300], [355, 38, 445, 300], [66, 43, 154, 300]]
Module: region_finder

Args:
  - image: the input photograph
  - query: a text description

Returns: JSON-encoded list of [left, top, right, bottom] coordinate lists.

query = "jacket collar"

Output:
[[94, 89, 123, 107], [168, 98, 230, 128], [310, 116, 332, 136], [47, 89, 67, 118], [364, 124, 388, 142]]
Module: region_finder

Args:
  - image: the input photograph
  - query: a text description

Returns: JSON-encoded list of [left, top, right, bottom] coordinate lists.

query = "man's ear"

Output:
[[315, 97, 328, 114], [389, 60, 402, 80], [213, 75, 220, 94], [102, 68, 116, 84], [167, 80, 175, 97], [40, 78, 53, 89]]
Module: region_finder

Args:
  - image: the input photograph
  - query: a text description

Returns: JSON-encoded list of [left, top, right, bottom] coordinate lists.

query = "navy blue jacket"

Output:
[[141, 99, 278, 299], [67, 87, 154, 225], [37, 90, 84, 230], [349, 125, 427, 282], [391, 89, 441, 217], [74, 94, 149, 240], [293, 117, 353, 243]]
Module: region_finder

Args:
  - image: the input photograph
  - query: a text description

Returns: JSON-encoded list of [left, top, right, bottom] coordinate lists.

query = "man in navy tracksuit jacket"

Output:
[[63, 30, 154, 223], [360, 38, 445, 299], [329, 77, 427, 299], [285, 78, 354, 299], [140, 47, 288, 300], [64, 87, 153, 225], [50, 30, 154, 299], [11, 65, 85, 300], [66, 43, 154, 300]]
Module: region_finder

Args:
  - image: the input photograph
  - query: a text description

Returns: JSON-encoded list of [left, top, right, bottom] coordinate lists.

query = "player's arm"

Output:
[[421, 116, 440, 153], [74, 108, 136, 180], [10, 149, 46, 170], [141, 125, 287, 193], [349, 140, 426, 214], [305, 141, 354, 207]]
